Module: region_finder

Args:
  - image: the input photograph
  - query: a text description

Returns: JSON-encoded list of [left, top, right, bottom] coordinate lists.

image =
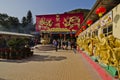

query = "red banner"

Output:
[[36, 13, 83, 32]]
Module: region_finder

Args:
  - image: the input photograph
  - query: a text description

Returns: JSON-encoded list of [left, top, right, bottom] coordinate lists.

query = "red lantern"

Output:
[[82, 26, 86, 30], [96, 6, 106, 17], [79, 29, 82, 33], [75, 29, 83, 37], [86, 20, 93, 26]]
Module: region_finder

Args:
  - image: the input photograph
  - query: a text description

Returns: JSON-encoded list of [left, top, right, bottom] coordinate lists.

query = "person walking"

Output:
[[53, 39, 58, 52], [58, 39, 61, 49], [65, 40, 68, 50], [72, 42, 77, 54]]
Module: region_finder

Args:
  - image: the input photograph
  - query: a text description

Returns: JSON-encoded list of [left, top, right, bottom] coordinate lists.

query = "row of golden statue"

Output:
[[77, 34, 120, 77]]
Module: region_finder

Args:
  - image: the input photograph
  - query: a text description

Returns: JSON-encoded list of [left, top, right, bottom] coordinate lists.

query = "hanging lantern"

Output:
[[96, 6, 106, 17], [81, 26, 86, 30], [75, 29, 83, 37], [86, 20, 93, 26], [79, 29, 82, 32]]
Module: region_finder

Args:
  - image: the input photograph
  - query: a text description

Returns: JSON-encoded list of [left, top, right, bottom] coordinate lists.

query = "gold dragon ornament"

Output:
[[63, 16, 80, 29], [39, 17, 53, 29]]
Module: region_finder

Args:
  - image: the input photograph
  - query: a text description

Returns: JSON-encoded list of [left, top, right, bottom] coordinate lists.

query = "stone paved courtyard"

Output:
[[0, 45, 102, 80]]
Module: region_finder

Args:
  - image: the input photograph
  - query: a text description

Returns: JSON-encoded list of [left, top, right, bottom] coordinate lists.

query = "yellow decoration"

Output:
[[98, 13, 103, 17], [39, 17, 53, 28], [88, 24, 90, 27], [63, 16, 80, 29]]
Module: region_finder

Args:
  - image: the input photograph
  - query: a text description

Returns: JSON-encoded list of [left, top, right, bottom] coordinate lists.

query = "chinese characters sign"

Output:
[[36, 13, 84, 32]]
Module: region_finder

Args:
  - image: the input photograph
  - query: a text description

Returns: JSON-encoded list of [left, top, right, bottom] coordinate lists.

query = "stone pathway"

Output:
[[0, 45, 102, 80]]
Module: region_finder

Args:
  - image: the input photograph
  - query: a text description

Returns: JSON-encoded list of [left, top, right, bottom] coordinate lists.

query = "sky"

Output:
[[0, 0, 96, 23]]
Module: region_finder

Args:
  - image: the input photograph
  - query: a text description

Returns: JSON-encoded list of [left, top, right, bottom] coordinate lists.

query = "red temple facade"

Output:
[[36, 13, 84, 32]]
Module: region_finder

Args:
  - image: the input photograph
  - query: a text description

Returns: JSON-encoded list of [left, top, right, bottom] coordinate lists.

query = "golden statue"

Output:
[[107, 35, 120, 67], [87, 38, 93, 56], [106, 35, 120, 78], [82, 38, 90, 53], [94, 34, 110, 64], [92, 36, 100, 57], [77, 33, 120, 78], [87, 36, 100, 56]]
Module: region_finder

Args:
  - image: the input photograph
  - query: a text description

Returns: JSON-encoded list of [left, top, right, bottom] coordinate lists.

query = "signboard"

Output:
[[90, 20, 99, 31], [100, 11, 112, 27], [36, 13, 84, 32]]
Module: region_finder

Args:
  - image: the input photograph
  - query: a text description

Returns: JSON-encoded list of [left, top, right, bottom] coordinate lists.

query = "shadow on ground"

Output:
[[0, 78, 7, 80], [0, 54, 67, 63]]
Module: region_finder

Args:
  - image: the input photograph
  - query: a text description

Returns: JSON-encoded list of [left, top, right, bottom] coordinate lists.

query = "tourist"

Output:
[[72, 42, 77, 54], [62, 40, 65, 50], [70, 40, 74, 50], [53, 39, 58, 51], [65, 40, 68, 50], [58, 39, 61, 49]]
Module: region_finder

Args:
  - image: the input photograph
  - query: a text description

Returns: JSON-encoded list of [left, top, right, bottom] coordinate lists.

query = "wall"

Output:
[[113, 3, 120, 39]]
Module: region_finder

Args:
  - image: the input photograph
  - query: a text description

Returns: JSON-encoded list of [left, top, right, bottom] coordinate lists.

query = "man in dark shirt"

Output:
[[73, 42, 77, 54]]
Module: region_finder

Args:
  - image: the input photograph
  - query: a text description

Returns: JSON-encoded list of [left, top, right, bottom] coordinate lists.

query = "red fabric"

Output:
[[36, 13, 84, 31]]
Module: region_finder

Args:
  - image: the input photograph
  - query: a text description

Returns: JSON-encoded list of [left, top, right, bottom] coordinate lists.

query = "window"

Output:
[[88, 33, 91, 37], [92, 30, 98, 37], [103, 25, 113, 36], [103, 28, 107, 36], [95, 30, 98, 36], [108, 26, 112, 35]]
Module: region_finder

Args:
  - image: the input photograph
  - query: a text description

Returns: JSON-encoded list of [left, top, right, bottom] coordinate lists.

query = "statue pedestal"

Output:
[[91, 56, 98, 62], [107, 66, 118, 77]]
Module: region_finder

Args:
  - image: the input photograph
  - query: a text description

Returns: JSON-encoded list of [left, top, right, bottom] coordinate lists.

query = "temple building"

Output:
[[36, 13, 84, 44]]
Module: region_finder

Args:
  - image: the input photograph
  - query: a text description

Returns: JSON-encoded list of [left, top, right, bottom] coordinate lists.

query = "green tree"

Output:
[[21, 16, 27, 27], [0, 13, 9, 26], [8, 17, 19, 26], [26, 10, 33, 24], [13, 17, 19, 26]]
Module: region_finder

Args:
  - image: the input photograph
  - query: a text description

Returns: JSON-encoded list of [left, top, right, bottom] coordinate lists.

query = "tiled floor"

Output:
[[0, 45, 102, 80]]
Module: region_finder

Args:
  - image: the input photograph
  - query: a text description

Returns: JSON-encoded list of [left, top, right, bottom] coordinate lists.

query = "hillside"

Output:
[[65, 8, 90, 18]]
